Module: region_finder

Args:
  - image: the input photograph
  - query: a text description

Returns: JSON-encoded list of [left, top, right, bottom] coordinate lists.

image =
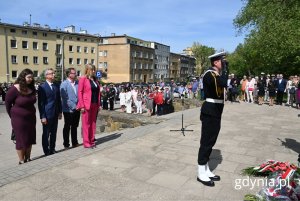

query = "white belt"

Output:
[[206, 98, 224, 104]]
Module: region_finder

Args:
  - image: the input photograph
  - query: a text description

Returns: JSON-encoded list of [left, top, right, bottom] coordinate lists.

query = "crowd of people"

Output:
[[4, 63, 299, 165], [227, 73, 300, 107]]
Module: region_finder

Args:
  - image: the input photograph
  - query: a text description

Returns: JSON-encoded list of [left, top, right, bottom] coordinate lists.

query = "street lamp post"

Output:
[[61, 35, 66, 82]]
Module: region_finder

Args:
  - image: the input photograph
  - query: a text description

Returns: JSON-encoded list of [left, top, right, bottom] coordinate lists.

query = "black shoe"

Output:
[[49, 150, 57, 155], [209, 175, 221, 181], [197, 177, 215, 187]]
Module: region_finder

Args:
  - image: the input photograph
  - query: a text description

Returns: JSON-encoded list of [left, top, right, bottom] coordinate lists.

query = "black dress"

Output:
[[5, 86, 36, 149]]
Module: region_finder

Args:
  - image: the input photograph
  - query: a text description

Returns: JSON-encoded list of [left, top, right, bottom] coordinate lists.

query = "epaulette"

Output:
[[203, 69, 220, 78]]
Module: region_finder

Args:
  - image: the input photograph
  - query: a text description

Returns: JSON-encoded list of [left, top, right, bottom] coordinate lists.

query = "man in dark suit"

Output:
[[275, 74, 287, 105], [38, 68, 62, 155]]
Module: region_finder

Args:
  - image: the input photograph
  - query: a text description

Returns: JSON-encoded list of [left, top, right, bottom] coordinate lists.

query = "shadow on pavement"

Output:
[[209, 149, 223, 171], [31, 133, 123, 161], [95, 132, 122, 145], [277, 138, 300, 154], [278, 138, 300, 163]]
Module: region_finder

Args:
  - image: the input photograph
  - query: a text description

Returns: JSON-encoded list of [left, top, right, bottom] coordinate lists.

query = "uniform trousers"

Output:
[[198, 113, 221, 165], [81, 103, 98, 148]]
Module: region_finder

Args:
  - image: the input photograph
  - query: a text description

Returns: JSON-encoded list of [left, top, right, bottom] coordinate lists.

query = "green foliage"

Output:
[[244, 194, 259, 201], [191, 42, 215, 75], [231, 0, 300, 77]]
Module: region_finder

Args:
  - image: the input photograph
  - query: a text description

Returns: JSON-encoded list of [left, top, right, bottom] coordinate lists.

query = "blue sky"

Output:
[[0, 0, 245, 53]]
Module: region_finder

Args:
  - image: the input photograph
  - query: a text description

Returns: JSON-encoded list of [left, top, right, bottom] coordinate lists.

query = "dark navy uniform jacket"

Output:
[[201, 67, 228, 119]]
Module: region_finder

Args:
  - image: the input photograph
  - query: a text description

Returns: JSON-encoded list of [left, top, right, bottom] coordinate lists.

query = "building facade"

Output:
[[170, 53, 196, 82], [98, 35, 155, 83], [150, 42, 170, 82], [169, 53, 181, 81], [0, 22, 99, 82]]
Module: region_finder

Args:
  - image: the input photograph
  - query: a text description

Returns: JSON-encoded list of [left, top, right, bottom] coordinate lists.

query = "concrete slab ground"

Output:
[[0, 102, 299, 200]]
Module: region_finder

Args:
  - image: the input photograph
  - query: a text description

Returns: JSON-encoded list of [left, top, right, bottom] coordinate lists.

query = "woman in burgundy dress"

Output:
[[5, 69, 36, 164]]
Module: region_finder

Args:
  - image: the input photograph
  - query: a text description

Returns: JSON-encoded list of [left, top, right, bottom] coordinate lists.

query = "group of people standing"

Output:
[[228, 73, 300, 107], [5, 64, 101, 164], [118, 85, 174, 116]]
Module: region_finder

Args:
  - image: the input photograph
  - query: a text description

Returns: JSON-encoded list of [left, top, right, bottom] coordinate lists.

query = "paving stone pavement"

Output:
[[0, 102, 300, 201]]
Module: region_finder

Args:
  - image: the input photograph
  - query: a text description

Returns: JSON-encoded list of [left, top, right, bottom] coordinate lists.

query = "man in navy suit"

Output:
[[38, 68, 62, 155], [275, 74, 287, 105], [60, 68, 80, 148]]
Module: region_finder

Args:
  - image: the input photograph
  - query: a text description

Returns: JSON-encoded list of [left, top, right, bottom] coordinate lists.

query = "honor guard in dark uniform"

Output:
[[197, 52, 228, 187]]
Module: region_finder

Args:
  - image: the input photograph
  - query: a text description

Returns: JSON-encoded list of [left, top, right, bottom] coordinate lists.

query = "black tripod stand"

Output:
[[170, 97, 193, 136]]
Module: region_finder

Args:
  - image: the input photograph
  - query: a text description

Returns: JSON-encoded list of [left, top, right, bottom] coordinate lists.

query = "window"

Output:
[[33, 31, 37, 36], [33, 42, 38, 50], [69, 36, 73, 40], [84, 38, 87, 42], [56, 44, 61, 54], [10, 29, 16, 33], [56, 57, 61, 66], [91, 47, 95, 54], [33, 56, 38, 64], [77, 46, 81, 53], [77, 71, 81, 76], [84, 47, 88, 53], [11, 40, 17, 48], [69, 58, 73, 64], [57, 35, 61, 39], [43, 43, 48, 51], [33, 71, 38, 78], [84, 59, 88, 65], [99, 50, 107, 56], [77, 37, 80, 41], [91, 59, 95, 65], [77, 58, 81, 65], [22, 41, 28, 49], [69, 45, 73, 52], [99, 62, 103, 67], [43, 57, 48, 64], [23, 56, 29, 64], [12, 71, 17, 78], [104, 62, 107, 67], [42, 33, 47, 37], [91, 39, 94, 42], [22, 30, 27, 35], [11, 55, 17, 64]]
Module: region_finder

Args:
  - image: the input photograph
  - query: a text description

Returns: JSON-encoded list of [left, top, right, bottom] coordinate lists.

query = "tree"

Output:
[[232, 0, 300, 76], [191, 42, 215, 75]]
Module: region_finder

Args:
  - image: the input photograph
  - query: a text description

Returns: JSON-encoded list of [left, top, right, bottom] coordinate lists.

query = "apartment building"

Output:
[[150, 42, 170, 82], [0, 22, 99, 82], [179, 54, 196, 81], [170, 53, 196, 81], [98, 35, 155, 83], [169, 53, 181, 81]]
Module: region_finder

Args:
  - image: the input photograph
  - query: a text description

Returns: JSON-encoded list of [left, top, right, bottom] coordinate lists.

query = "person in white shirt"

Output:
[[125, 87, 132, 114]]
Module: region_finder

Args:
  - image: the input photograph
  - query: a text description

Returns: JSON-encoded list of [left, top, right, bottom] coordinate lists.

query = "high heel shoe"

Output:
[[25, 158, 32, 163]]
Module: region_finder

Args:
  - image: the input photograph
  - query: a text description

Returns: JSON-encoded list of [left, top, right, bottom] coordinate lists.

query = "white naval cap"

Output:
[[208, 51, 226, 60]]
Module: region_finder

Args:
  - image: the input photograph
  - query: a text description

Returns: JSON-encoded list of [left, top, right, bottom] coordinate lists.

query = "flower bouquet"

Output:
[[242, 160, 300, 177], [242, 160, 300, 201]]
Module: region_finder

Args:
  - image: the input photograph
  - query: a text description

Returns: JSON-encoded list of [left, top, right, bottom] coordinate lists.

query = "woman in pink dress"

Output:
[[77, 64, 101, 148]]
